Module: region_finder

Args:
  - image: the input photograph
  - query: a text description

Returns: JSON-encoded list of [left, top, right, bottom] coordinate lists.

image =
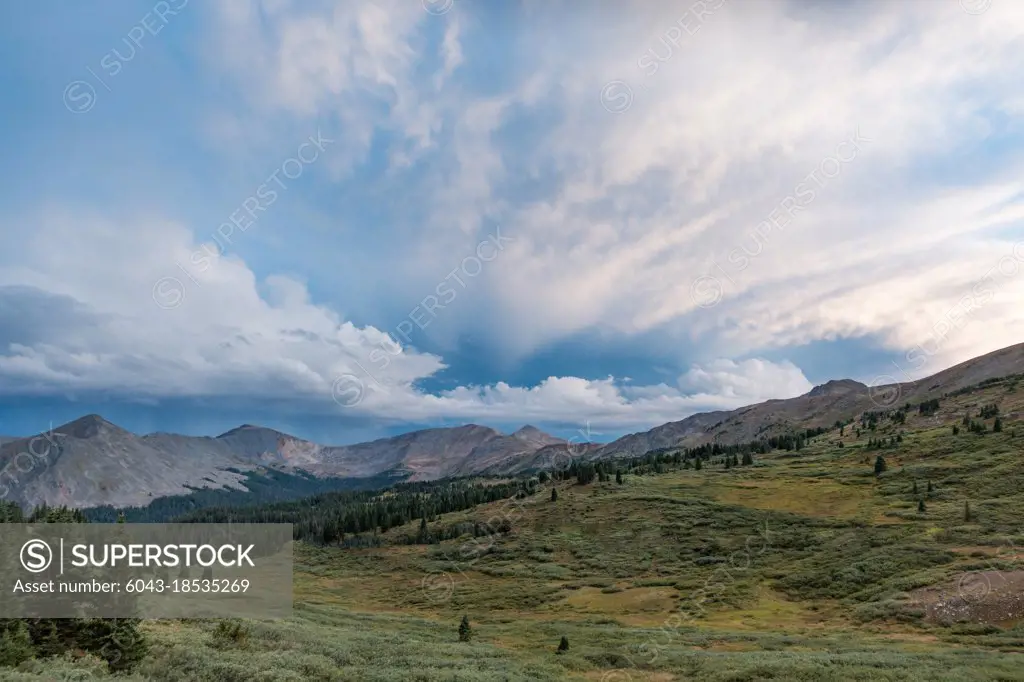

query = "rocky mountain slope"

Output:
[[593, 342, 1024, 458], [0, 417, 566, 510]]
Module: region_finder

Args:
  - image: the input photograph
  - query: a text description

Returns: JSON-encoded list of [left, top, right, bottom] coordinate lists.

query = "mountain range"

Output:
[[2, 342, 1023, 511]]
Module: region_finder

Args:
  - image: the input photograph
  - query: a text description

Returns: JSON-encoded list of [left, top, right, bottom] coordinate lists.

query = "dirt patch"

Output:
[[913, 570, 1024, 625]]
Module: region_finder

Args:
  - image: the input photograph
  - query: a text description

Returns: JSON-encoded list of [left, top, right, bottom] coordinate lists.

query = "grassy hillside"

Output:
[[5, 375, 1024, 680]]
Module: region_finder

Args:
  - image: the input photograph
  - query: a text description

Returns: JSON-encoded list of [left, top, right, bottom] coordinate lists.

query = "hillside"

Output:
[[11, 368, 1024, 680], [594, 341, 1024, 458]]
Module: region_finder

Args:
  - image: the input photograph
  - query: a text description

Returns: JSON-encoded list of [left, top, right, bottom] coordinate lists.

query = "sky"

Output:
[[1, 0, 1023, 445]]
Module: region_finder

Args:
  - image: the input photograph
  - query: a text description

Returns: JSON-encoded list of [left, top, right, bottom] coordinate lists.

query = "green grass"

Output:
[[4, 379, 1024, 680]]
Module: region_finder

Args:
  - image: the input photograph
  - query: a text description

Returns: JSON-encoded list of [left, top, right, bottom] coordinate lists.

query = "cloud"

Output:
[[3, 0, 1024, 436], [679, 358, 813, 404], [0, 210, 815, 430]]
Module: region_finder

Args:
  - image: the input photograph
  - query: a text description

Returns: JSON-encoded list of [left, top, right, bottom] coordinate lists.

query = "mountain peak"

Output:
[[57, 414, 120, 439], [805, 379, 868, 398], [512, 425, 564, 446], [217, 423, 278, 439]]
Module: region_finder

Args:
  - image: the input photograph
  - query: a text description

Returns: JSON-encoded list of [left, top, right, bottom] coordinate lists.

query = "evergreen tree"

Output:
[[694, 458, 702, 471], [0, 506, 148, 673], [538, 471, 549, 484], [994, 417, 1003, 433], [0, 620, 33, 667], [964, 500, 972, 522], [952, 425, 960, 435], [874, 455, 887, 476], [458, 616, 472, 642], [615, 470, 623, 485], [913, 481, 918, 495], [918, 499, 926, 513], [551, 488, 558, 502], [557, 635, 570, 653], [927, 480, 933, 494]]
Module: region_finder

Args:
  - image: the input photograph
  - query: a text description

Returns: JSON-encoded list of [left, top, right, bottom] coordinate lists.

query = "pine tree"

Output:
[[994, 417, 1003, 433], [551, 488, 558, 502], [874, 455, 887, 476], [695, 458, 702, 471], [964, 500, 971, 522], [615, 470, 623, 485], [918, 499, 926, 513], [952, 425, 960, 435], [458, 616, 472, 642], [557, 635, 570, 653], [913, 481, 918, 495], [0, 507, 148, 672], [927, 480, 933, 494]]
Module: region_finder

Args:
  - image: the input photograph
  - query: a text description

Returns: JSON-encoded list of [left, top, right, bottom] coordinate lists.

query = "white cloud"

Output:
[[0, 211, 815, 430], [679, 359, 813, 404]]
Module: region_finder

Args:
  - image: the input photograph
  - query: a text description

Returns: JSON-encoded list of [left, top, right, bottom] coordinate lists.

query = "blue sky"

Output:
[[2, 0, 1024, 444]]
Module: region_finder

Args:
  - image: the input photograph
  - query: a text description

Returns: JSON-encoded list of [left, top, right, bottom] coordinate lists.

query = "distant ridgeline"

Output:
[[83, 468, 406, 523]]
